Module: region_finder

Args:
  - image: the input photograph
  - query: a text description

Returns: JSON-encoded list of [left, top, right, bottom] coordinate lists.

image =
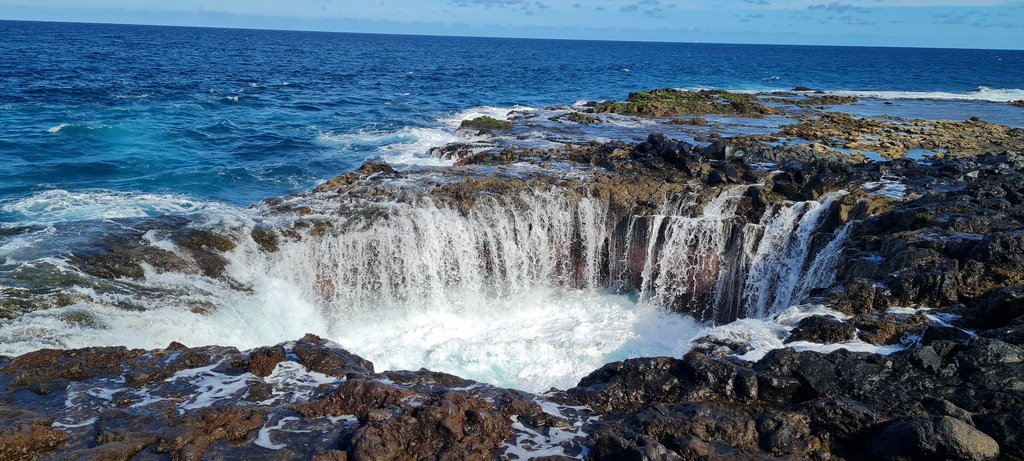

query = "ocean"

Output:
[[2, 20, 1022, 212], [1, 20, 1022, 391]]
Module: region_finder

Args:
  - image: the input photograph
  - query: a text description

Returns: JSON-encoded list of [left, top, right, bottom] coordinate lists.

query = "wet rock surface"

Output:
[[0, 339, 594, 461], [3, 325, 1019, 460]]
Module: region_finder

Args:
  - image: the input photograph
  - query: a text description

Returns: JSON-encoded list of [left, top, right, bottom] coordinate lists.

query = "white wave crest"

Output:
[[824, 86, 1024, 103], [1, 189, 228, 225], [45, 123, 114, 134], [316, 126, 462, 166], [315, 105, 534, 167], [46, 123, 72, 134], [666, 86, 1024, 103], [439, 105, 535, 128]]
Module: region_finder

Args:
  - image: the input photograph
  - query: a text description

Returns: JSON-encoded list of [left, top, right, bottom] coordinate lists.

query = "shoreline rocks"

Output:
[[2, 320, 1019, 460]]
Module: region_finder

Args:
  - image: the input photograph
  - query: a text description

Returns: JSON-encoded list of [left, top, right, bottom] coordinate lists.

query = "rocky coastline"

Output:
[[2, 89, 1023, 460]]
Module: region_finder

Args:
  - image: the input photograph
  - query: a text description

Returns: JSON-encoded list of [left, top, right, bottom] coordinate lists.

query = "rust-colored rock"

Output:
[[349, 392, 513, 461]]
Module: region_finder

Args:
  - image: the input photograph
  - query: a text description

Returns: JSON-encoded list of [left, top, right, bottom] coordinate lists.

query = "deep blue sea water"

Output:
[[1, 19, 1023, 222]]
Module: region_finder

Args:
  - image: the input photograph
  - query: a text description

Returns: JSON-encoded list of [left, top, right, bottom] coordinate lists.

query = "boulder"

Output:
[[292, 334, 374, 377], [785, 316, 857, 344], [978, 287, 1024, 328], [870, 416, 999, 461]]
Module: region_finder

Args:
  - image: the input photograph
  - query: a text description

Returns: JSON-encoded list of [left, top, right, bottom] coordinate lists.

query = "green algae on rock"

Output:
[[458, 115, 513, 133], [592, 89, 780, 117], [567, 111, 600, 124]]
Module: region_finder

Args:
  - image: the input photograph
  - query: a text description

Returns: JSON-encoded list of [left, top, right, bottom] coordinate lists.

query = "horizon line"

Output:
[[2, 18, 1021, 53]]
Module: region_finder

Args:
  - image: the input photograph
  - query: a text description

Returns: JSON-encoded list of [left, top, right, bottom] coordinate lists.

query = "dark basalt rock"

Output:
[[978, 286, 1024, 328], [571, 335, 1021, 459], [785, 316, 857, 344], [851, 312, 928, 346], [871, 416, 1000, 461]]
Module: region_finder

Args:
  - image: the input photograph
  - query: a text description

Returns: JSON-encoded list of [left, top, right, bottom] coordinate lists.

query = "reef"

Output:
[[774, 113, 1024, 159], [592, 89, 781, 118], [2, 89, 1024, 460]]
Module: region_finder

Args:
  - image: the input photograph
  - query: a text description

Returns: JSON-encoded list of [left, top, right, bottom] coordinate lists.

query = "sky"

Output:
[[0, 1, 1021, 49]]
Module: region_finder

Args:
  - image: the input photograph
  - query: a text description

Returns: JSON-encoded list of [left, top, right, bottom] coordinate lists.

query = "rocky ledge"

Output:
[[0, 322, 1020, 460], [2, 91, 1024, 460]]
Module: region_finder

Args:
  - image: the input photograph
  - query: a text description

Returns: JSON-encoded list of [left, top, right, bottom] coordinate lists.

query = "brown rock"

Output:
[[153, 407, 266, 460], [293, 334, 374, 377], [243, 346, 287, 378], [293, 379, 414, 420], [852, 312, 928, 346], [0, 413, 68, 461], [3, 347, 143, 394], [349, 392, 512, 461]]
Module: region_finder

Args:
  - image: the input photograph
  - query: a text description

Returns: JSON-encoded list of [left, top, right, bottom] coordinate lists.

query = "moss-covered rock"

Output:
[[314, 162, 399, 193], [593, 89, 780, 118], [567, 112, 600, 125], [458, 115, 512, 133], [250, 227, 279, 253]]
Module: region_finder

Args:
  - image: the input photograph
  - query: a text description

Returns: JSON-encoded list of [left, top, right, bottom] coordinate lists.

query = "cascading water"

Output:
[[238, 190, 611, 312], [624, 188, 848, 323], [0, 182, 855, 392]]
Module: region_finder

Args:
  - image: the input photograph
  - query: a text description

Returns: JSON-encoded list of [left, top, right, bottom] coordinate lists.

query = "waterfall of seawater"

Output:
[[0, 184, 854, 392], [239, 190, 611, 313], [230, 184, 850, 325], [622, 188, 847, 322]]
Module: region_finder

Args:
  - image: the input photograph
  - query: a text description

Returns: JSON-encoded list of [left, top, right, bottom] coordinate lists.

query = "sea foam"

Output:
[[823, 86, 1024, 103], [0, 189, 227, 226]]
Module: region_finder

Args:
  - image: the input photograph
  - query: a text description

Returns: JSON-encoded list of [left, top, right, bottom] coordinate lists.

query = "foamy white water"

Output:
[[824, 86, 1024, 103], [314, 105, 534, 167], [0, 282, 699, 393], [699, 304, 904, 362], [1, 189, 227, 225]]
